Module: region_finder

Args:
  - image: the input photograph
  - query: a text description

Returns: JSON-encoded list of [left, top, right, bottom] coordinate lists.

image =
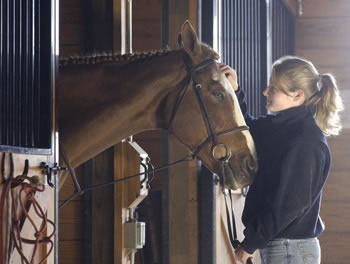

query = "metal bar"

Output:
[[126, 0, 132, 53], [18, 0, 23, 146], [253, 0, 258, 116], [30, 0, 35, 147], [0, 0, 2, 143], [34, 0, 40, 146], [24, 0, 29, 147], [5, 0, 10, 145], [12, 0, 17, 146]]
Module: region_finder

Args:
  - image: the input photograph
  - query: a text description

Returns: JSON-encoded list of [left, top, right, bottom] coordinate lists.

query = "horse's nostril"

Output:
[[245, 156, 257, 172]]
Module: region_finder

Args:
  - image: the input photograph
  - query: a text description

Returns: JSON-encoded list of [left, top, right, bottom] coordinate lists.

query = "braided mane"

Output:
[[59, 49, 175, 67]]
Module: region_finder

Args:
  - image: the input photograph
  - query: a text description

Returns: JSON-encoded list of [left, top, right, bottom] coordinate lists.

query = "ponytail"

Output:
[[272, 56, 344, 137], [306, 73, 344, 136]]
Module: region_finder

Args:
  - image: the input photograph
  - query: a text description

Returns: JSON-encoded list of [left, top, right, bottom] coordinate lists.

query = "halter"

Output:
[[168, 57, 249, 162]]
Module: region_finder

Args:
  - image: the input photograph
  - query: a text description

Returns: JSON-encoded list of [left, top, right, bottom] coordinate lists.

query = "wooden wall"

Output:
[[59, 0, 84, 263], [295, 1, 350, 263], [59, 0, 162, 263]]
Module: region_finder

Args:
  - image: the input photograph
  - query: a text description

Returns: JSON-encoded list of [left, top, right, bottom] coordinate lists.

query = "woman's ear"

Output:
[[292, 89, 305, 103]]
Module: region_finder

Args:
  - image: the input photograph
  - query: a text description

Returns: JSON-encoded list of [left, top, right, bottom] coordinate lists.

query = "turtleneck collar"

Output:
[[270, 105, 312, 125]]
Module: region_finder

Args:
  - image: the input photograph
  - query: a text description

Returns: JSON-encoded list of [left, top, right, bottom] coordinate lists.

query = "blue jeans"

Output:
[[259, 238, 321, 264]]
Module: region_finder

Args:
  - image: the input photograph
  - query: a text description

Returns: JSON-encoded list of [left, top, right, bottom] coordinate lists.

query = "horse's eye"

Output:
[[213, 91, 225, 102]]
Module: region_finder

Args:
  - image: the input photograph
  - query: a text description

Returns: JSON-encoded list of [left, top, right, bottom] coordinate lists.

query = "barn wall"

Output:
[[295, 1, 350, 263], [59, 1, 162, 263], [59, 0, 84, 263]]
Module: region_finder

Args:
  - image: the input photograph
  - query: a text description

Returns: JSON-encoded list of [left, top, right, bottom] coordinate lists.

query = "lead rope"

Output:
[[220, 162, 253, 264], [59, 151, 196, 209], [0, 154, 56, 264]]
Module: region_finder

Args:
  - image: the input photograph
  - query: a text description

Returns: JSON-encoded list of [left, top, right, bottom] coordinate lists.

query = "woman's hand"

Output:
[[235, 246, 253, 264], [220, 64, 239, 91]]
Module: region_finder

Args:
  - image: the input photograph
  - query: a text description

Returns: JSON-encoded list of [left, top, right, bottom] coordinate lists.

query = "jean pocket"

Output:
[[260, 240, 288, 264], [296, 239, 320, 264]]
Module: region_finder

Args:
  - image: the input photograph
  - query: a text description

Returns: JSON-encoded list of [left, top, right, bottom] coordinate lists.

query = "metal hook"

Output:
[[40, 162, 67, 188], [1, 152, 14, 183], [22, 159, 29, 177]]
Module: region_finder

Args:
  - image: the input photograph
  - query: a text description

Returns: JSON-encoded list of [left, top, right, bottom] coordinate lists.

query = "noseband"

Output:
[[168, 58, 249, 162]]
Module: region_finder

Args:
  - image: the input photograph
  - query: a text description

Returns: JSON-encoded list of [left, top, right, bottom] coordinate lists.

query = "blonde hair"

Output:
[[271, 56, 344, 136]]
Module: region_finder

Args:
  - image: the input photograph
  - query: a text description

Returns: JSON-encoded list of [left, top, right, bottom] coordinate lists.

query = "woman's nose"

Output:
[[263, 88, 269, 96]]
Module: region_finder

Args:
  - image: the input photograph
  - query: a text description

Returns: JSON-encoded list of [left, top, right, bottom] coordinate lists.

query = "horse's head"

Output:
[[168, 21, 257, 190]]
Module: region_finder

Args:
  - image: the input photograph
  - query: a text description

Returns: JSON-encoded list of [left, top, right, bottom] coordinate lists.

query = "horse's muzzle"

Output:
[[222, 154, 258, 190]]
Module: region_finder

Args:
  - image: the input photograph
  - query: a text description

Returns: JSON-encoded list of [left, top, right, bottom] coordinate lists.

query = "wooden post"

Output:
[[165, 1, 199, 262]]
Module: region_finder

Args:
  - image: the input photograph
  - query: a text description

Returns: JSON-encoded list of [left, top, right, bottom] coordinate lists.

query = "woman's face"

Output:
[[263, 78, 299, 112]]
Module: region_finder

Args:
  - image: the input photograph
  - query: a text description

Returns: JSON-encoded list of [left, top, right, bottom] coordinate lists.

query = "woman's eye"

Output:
[[213, 92, 225, 101]]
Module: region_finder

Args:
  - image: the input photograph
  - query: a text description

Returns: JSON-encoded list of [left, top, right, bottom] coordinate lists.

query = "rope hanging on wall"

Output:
[[0, 154, 56, 264]]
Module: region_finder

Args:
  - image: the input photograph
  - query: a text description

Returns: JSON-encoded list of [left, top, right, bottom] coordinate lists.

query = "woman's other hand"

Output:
[[235, 246, 253, 264], [220, 64, 239, 92]]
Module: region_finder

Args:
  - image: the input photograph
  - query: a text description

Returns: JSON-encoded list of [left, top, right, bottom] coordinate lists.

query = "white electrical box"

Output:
[[125, 222, 146, 249]]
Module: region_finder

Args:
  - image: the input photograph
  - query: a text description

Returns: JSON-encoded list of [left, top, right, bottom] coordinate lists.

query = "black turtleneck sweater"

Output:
[[236, 88, 331, 254]]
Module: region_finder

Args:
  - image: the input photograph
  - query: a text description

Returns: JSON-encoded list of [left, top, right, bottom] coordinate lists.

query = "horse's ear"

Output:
[[178, 33, 184, 48], [180, 20, 201, 58]]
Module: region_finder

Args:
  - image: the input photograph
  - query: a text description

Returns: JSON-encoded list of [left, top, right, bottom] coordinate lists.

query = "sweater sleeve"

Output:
[[235, 86, 254, 124], [241, 141, 325, 254]]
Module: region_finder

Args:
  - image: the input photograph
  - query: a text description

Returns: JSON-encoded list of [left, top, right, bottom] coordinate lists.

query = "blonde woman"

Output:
[[221, 56, 344, 264]]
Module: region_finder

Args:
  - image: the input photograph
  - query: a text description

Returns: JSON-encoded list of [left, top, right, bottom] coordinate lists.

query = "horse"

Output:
[[58, 21, 257, 191]]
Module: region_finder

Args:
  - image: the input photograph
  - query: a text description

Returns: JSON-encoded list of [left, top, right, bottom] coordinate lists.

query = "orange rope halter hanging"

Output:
[[0, 155, 56, 264]]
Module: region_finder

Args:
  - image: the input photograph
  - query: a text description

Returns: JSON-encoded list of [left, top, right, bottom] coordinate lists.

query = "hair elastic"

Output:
[[316, 74, 323, 91]]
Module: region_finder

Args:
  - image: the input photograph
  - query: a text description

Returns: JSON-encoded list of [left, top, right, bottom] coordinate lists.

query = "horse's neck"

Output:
[[59, 50, 187, 168]]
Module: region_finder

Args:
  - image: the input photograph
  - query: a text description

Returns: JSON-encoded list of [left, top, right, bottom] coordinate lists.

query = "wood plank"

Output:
[[59, 166, 84, 201], [59, 241, 83, 264], [296, 48, 350, 68], [60, 23, 82, 46], [60, 0, 82, 9], [91, 149, 114, 264], [296, 0, 350, 18], [328, 130, 350, 170], [168, 136, 198, 264], [323, 170, 350, 201], [114, 143, 127, 264], [60, 7, 82, 24], [296, 17, 350, 49], [319, 232, 350, 263], [320, 201, 350, 233], [59, 200, 83, 224], [59, 222, 83, 241], [133, 0, 162, 51], [60, 45, 82, 57]]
